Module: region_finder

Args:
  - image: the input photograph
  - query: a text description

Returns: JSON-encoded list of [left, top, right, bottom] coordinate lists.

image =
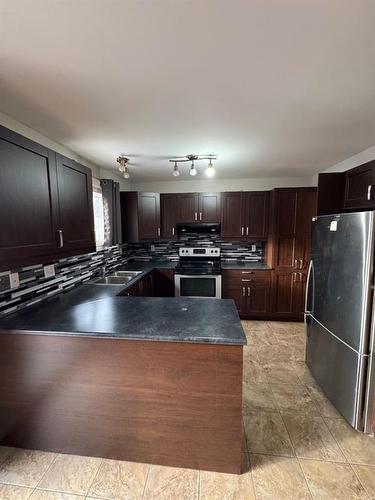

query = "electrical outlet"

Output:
[[44, 264, 55, 278], [9, 272, 19, 289], [251, 244, 256, 252]]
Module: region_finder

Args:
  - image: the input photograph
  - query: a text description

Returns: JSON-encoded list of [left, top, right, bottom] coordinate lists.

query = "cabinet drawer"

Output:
[[223, 269, 271, 285]]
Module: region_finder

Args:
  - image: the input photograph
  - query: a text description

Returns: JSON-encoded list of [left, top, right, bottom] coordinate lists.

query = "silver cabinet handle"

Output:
[[200, 212, 202, 221], [241, 227, 244, 236], [241, 271, 254, 274], [172, 227, 175, 236], [299, 259, 304, 269], [57, 229, 64, 248], [242, 287, 246, 297], [157, 227, 161, 237], [194, 212, 197, 221], [294, 259, 298, 269], [247, 287, 251, 296], [246, 227, 249, 236], [368, 185, 373, 201], [241, 279, 252, 282]]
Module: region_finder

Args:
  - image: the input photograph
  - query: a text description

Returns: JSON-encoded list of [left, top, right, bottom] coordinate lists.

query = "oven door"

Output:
[[174, 274, 222, 299]]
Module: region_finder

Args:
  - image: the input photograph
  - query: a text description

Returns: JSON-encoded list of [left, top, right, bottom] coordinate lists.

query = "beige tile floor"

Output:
[[1, 320, 375, 499]]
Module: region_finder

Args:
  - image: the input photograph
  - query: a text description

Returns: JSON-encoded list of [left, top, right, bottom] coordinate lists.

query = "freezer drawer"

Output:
[[306, 315, 367, 430]]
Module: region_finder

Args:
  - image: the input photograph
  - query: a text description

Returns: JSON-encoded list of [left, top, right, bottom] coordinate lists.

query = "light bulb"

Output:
[[123, 167, 130, 179], [205, 159, 215, 177], [189, 160, 197, 176], [172, 162, 180, 177]]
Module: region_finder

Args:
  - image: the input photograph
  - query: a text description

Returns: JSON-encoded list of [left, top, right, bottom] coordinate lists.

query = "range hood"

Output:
[[176, 223, 221, 236]]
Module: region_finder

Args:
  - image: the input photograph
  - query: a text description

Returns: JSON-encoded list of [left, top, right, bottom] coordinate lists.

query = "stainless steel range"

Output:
[[174, 247, 222, 299]]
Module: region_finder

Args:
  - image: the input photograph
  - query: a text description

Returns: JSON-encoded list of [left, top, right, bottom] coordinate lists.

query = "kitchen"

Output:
[[1, 1, 375, 499]]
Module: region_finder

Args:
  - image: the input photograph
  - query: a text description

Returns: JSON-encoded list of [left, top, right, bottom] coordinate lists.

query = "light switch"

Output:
[[9, 273, 19, 289], [44, 264, 55, 278]]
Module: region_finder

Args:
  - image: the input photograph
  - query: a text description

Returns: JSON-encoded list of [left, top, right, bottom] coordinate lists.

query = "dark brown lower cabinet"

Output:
[[121, 270, 175, 298], [120, 273, 154, 297], [271, 270, 305, 320], [0, 332, 243, 473], [153, 268, 175, 297], [222, 270, 271, 318]]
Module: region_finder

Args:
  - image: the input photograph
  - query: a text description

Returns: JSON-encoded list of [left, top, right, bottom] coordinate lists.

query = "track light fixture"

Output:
[[116, 154, 130, 179], [169, 154, 217, 177]]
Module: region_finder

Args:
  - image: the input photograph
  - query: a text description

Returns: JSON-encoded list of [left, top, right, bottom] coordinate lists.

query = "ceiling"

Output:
[[0, 0, 374, 182]]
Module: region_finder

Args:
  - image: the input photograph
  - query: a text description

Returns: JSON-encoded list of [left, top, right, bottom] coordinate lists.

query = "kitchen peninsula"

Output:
[[0, 278, 246, 474]]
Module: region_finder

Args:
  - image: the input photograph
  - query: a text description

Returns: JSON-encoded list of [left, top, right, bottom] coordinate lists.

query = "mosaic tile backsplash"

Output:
[[0, 234, 264, 317], [0, 246, 130, 317], [128, 234, 264, 263]]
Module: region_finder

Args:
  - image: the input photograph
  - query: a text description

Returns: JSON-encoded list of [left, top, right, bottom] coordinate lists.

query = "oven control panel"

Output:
[[179, 247, 221, 257]]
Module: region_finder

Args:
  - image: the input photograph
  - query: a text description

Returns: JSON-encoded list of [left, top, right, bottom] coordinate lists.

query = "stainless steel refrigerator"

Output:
[[305, 211, 375, 433]]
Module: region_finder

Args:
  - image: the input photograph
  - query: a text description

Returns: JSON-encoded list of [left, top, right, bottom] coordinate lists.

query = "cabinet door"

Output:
[[198, 192, 221, 222], [154, 268, 175, 297], [0, 127, 59, 270], [273, 190, 298, 270], [160, 194, 177, 238], [56, 154, 95, 253], [142, 273, 154, 297], [221, 192, 244, 238], [344, 161, 375, 209], [246, 284, 270, 315], [244, 192, 269, 239], [177, 193, 199, 222], [295, 189, 317, 271], [222, 283, 246, 316], [271, 270, 303, 318], [138, 192, 160, 240]]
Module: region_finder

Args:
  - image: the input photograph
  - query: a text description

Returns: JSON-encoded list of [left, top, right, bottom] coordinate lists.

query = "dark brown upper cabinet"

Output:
[[120, 192, 160, 242], [221, 192, 244, 238], [198, 192, 221, 222], [0, 127, 95, 271], [160, 194, 177, 239], [271, 188, 317, 272], [244, 192, 269, 239], [221, 191, 269, 239], [177, 193, 199, 222], [344, 161, 375, 210], [0, 127, 60, 271], [56, 154, 95, 253], [177, 192, 221, 223]]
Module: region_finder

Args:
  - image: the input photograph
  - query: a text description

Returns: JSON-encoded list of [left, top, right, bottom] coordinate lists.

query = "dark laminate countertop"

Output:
[[221, 262, 272, 270], [0, 291, 246, 345], [0, 258, 245, 345]]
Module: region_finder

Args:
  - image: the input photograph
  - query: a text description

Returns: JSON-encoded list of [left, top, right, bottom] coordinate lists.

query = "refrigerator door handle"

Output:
[[304, 259, 313, 319]]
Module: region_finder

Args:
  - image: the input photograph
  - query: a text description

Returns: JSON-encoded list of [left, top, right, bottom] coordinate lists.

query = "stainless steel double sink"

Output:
[[92, 270, 143, 285]]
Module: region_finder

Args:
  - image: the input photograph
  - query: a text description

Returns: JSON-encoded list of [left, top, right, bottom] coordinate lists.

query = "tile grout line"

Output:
[[246, 451, 258, 500], [348, 463, 372, 499], [140, 463, 151, 500], [197, 469, 200, 500], [84, 457, 103, 499]]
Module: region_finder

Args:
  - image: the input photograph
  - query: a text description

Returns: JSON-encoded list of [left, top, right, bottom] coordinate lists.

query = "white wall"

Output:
[[320, 144, 375, 174], [129, 176, 315, 193], [0, 111, 131, 190]]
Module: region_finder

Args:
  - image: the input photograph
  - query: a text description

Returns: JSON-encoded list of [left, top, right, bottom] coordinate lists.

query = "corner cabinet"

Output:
[[0, 126, 95, 271], [120, 192, 161, 242]]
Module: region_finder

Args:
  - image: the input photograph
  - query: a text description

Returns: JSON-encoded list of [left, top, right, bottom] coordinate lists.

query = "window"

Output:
[[92, 178, 105, 248]]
